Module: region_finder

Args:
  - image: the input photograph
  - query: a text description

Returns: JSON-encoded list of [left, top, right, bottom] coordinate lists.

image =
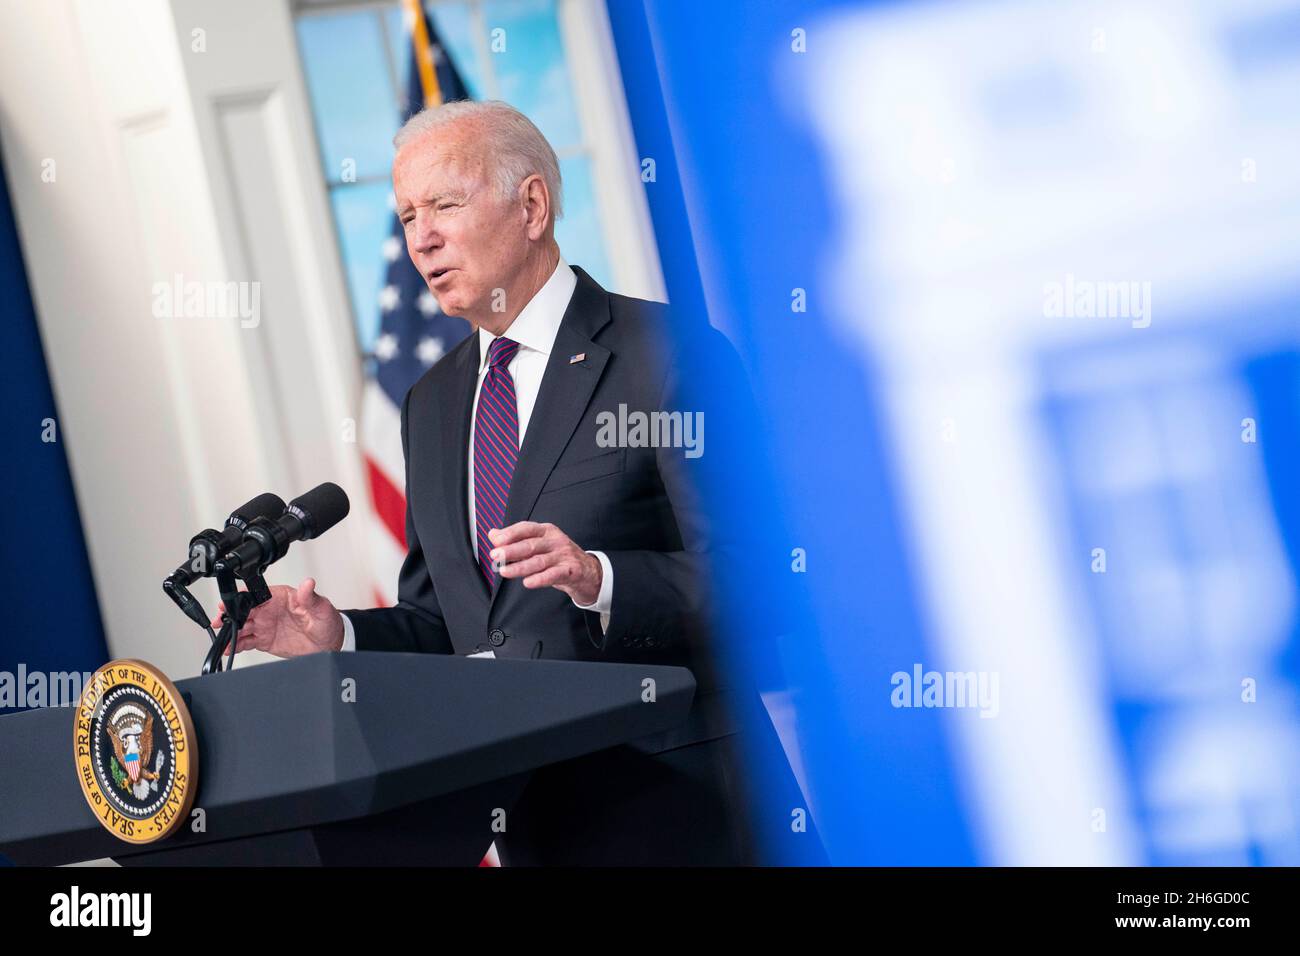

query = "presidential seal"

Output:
[[73, 660, 197, 844]]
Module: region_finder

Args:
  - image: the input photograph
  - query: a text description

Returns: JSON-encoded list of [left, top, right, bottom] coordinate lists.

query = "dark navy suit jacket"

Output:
[[345, 266, 823, 864]]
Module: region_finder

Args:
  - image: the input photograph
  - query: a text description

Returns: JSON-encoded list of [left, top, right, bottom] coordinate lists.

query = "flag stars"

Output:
[[381, 236, 402, 262], [374, 333, 399, 362], [378, 284, 401, 312], [416, 337, 445, 366], [418, 290, 440, 316]]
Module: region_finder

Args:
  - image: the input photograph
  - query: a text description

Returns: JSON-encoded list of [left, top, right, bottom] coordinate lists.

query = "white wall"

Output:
[[0, 0, 373, 677]]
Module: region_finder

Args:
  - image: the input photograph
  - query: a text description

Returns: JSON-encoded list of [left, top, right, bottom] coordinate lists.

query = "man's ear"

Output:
[[520, 174, 550, 240]]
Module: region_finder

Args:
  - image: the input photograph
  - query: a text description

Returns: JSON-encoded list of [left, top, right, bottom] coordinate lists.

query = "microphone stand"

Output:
[[202, 560, 272, 675], [163, 563, 222, 671]]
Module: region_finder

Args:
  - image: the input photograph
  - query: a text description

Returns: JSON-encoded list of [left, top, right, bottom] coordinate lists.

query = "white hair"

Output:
[[394, 100, 563, 222]]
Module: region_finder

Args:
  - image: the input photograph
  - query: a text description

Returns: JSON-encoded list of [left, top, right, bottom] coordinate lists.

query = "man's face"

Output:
[[393, 122, 528, 322]]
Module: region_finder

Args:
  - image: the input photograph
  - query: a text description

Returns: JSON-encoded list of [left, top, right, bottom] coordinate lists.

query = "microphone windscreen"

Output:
[[227, 492, 287, 531], [287, 482, 350, 539]]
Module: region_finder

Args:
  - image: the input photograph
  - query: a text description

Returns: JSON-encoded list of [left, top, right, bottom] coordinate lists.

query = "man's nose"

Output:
[[411, 211, 443, 254]]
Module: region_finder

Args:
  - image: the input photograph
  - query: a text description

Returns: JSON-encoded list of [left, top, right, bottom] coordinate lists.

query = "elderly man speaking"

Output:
[[217, 100, 821, 865]]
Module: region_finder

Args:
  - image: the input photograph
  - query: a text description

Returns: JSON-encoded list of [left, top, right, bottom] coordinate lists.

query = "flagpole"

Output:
[[402, 0, 443, 108]]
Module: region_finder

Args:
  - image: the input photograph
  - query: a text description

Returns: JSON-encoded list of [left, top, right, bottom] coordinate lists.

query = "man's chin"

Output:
[[437, 295, 485, 324], [433, 293, 466, 318]]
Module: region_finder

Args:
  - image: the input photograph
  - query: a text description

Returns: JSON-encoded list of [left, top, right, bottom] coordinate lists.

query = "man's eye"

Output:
[[438, 202, 459, 211]]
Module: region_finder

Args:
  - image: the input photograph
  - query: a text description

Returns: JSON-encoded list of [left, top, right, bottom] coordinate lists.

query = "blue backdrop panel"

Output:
[[607, 0, 978, 864], [0, 147, 110, 691]]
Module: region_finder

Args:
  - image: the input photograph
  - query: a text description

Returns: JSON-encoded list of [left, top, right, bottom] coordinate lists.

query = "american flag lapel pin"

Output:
[[568, 352, 586, 365]]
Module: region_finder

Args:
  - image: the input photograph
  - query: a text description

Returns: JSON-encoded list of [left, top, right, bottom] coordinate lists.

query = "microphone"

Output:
[[216, 482, 350, 576], [168, 492, 287, 586], [163, 492, 286, 627]]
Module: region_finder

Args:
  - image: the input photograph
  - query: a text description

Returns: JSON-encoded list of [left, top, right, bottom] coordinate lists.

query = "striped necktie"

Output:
[[474, 336, 520, 585]]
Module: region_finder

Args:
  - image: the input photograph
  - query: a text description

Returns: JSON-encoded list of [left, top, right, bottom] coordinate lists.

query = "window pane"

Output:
[[429, 1, 487, 98], [329, 182, 397, 353], [555, 155, 612, 289], [297, 11, 400, 183], [483, 0, 582, 146]]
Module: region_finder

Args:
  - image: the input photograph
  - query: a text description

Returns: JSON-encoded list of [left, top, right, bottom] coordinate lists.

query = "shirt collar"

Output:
[[477, 257, 576, 372]]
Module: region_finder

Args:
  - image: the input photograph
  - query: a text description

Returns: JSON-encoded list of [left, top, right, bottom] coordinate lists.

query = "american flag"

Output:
[[361, 2, 473, 610]]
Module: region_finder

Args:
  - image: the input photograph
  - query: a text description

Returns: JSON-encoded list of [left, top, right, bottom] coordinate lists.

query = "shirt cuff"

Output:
[[339, 611, 357, 652], [573, 550, 613, 634]]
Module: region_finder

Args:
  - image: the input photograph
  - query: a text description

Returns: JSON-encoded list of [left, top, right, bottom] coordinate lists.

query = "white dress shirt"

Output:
[[340, 257, 612, 652]]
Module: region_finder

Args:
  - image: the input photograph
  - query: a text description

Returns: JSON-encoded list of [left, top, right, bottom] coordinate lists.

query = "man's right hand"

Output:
[[209, 577, 345, 659]]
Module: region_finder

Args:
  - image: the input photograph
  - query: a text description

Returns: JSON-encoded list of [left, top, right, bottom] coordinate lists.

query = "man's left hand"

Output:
[[488, 522, 602, 606]]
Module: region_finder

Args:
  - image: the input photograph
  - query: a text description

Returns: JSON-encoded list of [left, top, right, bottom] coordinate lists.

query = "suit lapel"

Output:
[[437, 332, 489, 599], [488, 267, 612, 606]]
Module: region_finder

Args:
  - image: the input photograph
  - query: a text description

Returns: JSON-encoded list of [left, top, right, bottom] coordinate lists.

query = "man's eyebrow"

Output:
[[396, 188, 471, 217]]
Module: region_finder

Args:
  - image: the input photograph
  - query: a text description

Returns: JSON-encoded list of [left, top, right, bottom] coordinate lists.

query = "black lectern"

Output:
[[0, 652, 695, 865]]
